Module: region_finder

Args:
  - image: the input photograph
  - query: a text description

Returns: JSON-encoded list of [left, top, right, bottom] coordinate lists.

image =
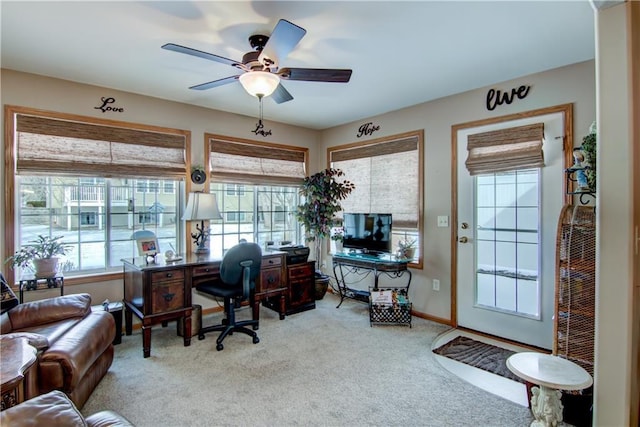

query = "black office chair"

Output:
[[195, 242, 262, 351]]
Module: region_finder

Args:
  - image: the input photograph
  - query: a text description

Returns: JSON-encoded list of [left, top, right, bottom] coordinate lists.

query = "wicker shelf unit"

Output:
[[554, 204, 596, 376]]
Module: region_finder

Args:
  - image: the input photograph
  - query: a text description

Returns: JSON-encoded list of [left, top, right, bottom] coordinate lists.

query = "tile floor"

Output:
[[431, 328, 531, 407]]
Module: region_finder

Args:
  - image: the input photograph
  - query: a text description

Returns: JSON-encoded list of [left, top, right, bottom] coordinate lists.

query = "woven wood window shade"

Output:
[[16, 114, 187, 178], [209, 137, 307, 185], [465, 123, 544, 176], [330, 135, 420, 229]]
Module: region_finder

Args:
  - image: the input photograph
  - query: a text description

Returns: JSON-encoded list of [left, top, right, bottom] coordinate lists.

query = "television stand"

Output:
[[332, 252, 411, 308]]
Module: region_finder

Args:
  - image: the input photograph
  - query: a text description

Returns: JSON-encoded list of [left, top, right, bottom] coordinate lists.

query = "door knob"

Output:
[[458, 236, 469, 243]]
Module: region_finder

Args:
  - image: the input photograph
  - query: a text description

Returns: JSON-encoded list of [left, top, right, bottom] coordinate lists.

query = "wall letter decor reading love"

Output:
[[94, 97, 124, 113]]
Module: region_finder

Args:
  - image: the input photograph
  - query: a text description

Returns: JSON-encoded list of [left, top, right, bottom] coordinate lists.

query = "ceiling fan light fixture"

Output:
[[239, 71, 280, 98]]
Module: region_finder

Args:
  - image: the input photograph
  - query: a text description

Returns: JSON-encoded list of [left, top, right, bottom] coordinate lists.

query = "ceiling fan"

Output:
[[162, 19, 352, 104]]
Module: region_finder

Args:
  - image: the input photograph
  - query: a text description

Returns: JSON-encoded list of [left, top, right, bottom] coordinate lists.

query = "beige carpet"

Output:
[[82, 293, 533, 426]]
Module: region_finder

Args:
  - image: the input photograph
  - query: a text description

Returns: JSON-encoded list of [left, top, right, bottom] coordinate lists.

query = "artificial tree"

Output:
[[295, 168, 354, 280]]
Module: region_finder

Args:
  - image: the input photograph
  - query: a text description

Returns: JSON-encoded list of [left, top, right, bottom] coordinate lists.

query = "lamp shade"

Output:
[[239, 71, 280, 97], [182, 192, 222, 221]]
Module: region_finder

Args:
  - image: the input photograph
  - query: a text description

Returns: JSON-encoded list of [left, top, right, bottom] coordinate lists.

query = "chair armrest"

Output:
[[7, 294, 92, 330]]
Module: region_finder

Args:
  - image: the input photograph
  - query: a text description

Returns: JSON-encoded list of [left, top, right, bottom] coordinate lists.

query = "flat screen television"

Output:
[[342, 213, 392, 254]]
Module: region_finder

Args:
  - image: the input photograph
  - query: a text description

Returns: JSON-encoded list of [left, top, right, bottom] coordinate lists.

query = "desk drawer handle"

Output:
[[267, 276, 276, 284], [163, 293, 175, 302], [165, 273, 173, 278], [268, 260, 274, 264]]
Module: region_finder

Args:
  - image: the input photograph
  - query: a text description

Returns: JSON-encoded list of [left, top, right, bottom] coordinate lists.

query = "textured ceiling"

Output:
[[1, 1, 595, 130]]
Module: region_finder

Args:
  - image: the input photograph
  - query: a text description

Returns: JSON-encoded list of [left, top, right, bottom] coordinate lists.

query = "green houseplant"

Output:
[[295, 168, 354, 299], [397, 237, 417, 260], [5, 235, 71, 278]]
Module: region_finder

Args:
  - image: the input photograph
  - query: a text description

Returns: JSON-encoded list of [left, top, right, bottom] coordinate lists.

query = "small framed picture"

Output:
[[137, 238, 159, 256]]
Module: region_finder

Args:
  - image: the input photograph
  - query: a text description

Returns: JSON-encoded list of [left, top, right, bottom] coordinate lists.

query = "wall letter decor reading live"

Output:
[[485, 85, 531, 111], [251, 120, 272, 138], [94, 97, 124, 113], [356, 122, 381, 138]]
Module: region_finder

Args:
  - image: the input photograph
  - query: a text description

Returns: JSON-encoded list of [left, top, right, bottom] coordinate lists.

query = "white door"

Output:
[[456, 111, 566, 349]]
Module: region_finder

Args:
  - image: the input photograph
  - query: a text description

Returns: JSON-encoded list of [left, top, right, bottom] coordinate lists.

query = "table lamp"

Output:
[[182, 192, 222, 254]]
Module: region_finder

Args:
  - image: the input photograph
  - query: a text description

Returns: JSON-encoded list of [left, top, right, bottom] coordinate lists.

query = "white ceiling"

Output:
[[1, 1, 595, 130]]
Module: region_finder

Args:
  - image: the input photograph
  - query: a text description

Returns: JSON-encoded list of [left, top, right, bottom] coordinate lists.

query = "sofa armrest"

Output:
[[39, 311, 115, 391], [86, 410, 135, 427], [0, 390, 88, 426], [7, 294, 92, 330]]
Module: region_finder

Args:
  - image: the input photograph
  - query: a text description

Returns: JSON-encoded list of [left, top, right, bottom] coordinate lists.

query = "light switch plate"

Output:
[[437, 215, 449, 227]]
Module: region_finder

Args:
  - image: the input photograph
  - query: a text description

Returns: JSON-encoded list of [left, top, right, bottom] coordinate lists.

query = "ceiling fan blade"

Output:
[[258, 19, 306, 68], [277, 68, 352, 83], [271, 83, 294, 104], [189, 75, 240, 90], [162, 43, 241, 68]]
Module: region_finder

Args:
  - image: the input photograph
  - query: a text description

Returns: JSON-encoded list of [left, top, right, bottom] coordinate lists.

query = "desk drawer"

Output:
[[288, 262, 314, 279], [192, 264, 219, 278], [151, 269, 184, 283], [262, 255, 283, 268], [259, 267, 283, 292], [151, 282, 184, 313]]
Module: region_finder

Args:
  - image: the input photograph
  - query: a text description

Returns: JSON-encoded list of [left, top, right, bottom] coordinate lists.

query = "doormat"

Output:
[[432, 335, 524, 383]]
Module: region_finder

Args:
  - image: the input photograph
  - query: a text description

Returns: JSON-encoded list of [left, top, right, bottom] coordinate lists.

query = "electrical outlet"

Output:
[[433, 279, 440, 291], [437, 216, 449, 227]]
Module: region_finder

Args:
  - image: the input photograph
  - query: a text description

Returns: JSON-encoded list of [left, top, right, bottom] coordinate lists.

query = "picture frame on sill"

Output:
[[137, 238, 159, 256]]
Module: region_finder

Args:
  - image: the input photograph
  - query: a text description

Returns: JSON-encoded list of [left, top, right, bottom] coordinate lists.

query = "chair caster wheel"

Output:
[[253, 336, 260, 344], [252, 325, 259, 330], [216, 343, 224, 351], [198, 334, 205, 340]]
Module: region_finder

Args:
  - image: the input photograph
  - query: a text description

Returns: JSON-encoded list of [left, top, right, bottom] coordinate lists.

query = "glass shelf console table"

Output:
[[332, 252, 411, 308]]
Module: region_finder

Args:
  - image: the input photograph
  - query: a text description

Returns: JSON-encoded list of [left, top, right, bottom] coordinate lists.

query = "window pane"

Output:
[[210, 183, 302, 257], [15, 176, 180, 277], [474, 169, 540, 318]]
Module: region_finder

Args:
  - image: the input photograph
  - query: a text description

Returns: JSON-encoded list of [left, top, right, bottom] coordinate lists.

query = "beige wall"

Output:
[[0, 69, 320, 310], [1, 62, 598, 318], [593, 2, 637, 425], [3, 29, 636, 423], [321, 60, 596, 322]]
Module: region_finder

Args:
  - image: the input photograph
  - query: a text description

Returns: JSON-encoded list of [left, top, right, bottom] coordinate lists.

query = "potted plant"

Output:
[[295, 168, 355, 299], [397, 237, 417, 260], [5, 235, 72, 278]]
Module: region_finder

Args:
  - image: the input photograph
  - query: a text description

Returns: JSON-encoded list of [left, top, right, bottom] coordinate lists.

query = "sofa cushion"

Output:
[[17, 317, 83, 347]]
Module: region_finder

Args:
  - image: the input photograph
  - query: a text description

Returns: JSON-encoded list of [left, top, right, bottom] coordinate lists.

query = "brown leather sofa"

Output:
[[0, 293, 115, 409], [0, 390, 134, 426]]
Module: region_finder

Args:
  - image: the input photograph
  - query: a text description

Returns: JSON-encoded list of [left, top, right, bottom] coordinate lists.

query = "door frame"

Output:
[[450, 103, 574, 329]]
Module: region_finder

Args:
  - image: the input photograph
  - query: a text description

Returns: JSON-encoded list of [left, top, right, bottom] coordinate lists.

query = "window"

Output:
[[475, 170, 540, 316], [4, 106, 189, 283], [206, 134, 308, 256], [328, 131, 424, 267], [226, 184, 245, 196]]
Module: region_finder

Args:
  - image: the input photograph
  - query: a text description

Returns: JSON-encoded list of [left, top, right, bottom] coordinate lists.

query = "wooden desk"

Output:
[[122, 251, 287, 358], [0, 337, 37, 410]]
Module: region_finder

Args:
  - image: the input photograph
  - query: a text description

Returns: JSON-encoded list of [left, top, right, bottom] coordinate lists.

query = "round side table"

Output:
[[506, 352, 592, 427], [0, 337, 38, 410]]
